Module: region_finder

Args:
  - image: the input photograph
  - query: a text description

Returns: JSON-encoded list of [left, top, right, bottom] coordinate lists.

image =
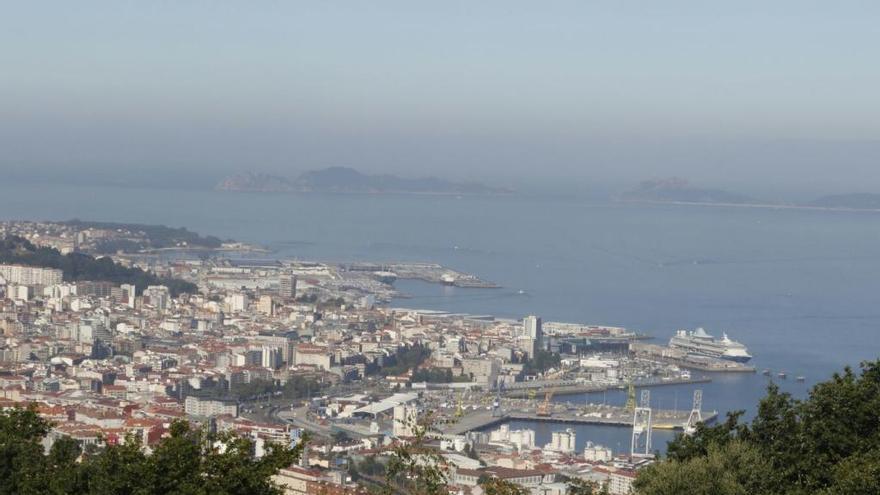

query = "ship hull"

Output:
[[722, 355, 752, 363]]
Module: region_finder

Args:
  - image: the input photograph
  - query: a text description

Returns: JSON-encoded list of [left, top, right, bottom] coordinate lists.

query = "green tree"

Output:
[[665, 410, 748, 462], [567, 478, 604, 495], [46, 436, 86, 494], [82, 435, 149, 495], [639, 360, 880, 495], [479, 478, 529, 495], [0, 405, 52, 495], [634, 440, 775, 495], [0, 408, 306, 495], [381, 412, 447, 495]]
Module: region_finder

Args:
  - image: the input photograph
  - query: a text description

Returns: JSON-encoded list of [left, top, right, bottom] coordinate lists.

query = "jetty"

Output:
[[439, 405, 718, 435]]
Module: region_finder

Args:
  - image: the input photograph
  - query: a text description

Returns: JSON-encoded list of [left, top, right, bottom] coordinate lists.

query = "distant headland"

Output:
[[619, 178, 754, 205], [216, 167, 511, 196], [620, 178, 880, 212]]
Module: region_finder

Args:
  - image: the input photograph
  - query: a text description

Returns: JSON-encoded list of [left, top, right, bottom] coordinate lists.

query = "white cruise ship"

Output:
[[669, 327, 752, 363]]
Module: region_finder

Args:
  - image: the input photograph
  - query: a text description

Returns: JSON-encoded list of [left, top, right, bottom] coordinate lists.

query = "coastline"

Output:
[[618, 198, 880, 213]]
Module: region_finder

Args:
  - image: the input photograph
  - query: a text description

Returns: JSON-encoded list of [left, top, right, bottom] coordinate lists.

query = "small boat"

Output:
[[778, 372, 787, 379], [796, 376, 806, 382], [762, 369, 771, 376]]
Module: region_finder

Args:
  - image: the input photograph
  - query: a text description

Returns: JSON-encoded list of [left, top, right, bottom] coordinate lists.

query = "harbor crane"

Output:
[[624, 381, 636, 412], [684, 389, 703, 436], [631, 390, 654, 459], [491, 388, 504, 417], [536, 389, 555, 417]]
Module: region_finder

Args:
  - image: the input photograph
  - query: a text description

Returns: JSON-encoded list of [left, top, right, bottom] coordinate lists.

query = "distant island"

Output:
[[619, 178, 754, 205], [620, 179, 880, 212], [804, 193, 880, 210], [216, 167, 510, 195]]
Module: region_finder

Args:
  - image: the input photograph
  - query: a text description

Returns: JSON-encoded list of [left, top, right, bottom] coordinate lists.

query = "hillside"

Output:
[[63, 219, 227, 253], [0, 236, 197, 295]]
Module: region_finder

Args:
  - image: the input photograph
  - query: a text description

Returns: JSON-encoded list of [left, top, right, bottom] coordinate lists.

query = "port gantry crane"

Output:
[[631, 390, 654, 459], [491, 387, 504, 417], [684, 389, 703, 436]]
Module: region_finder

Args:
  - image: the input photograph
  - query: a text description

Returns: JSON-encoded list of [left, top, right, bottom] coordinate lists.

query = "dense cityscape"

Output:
[[0, 220, 763, 494], [4, 2, 880, 492]]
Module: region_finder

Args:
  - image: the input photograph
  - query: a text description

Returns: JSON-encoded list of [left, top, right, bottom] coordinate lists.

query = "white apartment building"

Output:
[[230, 292, 248, 313], [0, 264, 63, 286], [184, 396, 238, 417], [143, 285, 171, 312]]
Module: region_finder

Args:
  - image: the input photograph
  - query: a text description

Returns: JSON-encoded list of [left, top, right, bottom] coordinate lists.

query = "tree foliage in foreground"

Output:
[[0, 406, 304, 495], [635, 360, 880, 495]]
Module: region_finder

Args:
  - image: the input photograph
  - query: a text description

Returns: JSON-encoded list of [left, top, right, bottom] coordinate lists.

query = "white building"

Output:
[[184, 396, 238, 418], [230, 292, 249, 313], [120, 284, 137, 308], [258, 295, 274, 315], [143, 285, 171, 312], [261, 346, 282, 369], [523, 315, 542, 341], [7, 285, 31, 301], [608, 470, 637, 495], [0, 264, 63, 286], [546, 428, 577, 453], [461, 357, 500, 387], [489, 424, 536, 451], [279, 274, 297, 299], [584, 442, 613, 462]]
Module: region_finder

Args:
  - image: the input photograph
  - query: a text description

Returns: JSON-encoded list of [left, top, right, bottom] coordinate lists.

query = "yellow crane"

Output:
[[625, 381, 636, 412], [536, 389, 555, 417], [455, 390, 464, 417]]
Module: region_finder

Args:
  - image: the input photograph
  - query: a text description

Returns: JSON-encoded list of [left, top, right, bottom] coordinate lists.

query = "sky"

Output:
[[1, 1, 879, 195]]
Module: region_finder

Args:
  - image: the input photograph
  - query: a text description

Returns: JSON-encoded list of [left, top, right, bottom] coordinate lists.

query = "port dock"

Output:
[[630, 342, 756, 373], [345, 262, 499, 288], [501, 376, 712, 399], [440, 406, 718, 435]]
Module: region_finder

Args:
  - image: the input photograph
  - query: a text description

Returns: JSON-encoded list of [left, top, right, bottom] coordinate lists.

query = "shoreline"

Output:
[[619, 199, 880, 213]]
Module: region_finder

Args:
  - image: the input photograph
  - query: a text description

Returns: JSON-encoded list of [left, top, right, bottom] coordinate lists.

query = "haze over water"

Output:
[[3, 181, 879, 452]]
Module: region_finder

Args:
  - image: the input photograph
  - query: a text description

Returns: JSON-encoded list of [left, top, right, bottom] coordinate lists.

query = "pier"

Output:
[[630, 343, 756, 373], [346, 262, 500, 288], [501, 376, 712, 399], [439, 405, 718, 435]]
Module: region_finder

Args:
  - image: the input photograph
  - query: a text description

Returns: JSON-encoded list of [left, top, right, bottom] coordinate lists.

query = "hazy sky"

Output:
[[2, 1, 879, 194]]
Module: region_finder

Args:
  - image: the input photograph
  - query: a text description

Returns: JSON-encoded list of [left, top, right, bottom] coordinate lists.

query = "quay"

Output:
[[346, 262, 500, 288], [501, 376, 712, 399], [631, 342, 756, 373], [439, 406, 718, 435]]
